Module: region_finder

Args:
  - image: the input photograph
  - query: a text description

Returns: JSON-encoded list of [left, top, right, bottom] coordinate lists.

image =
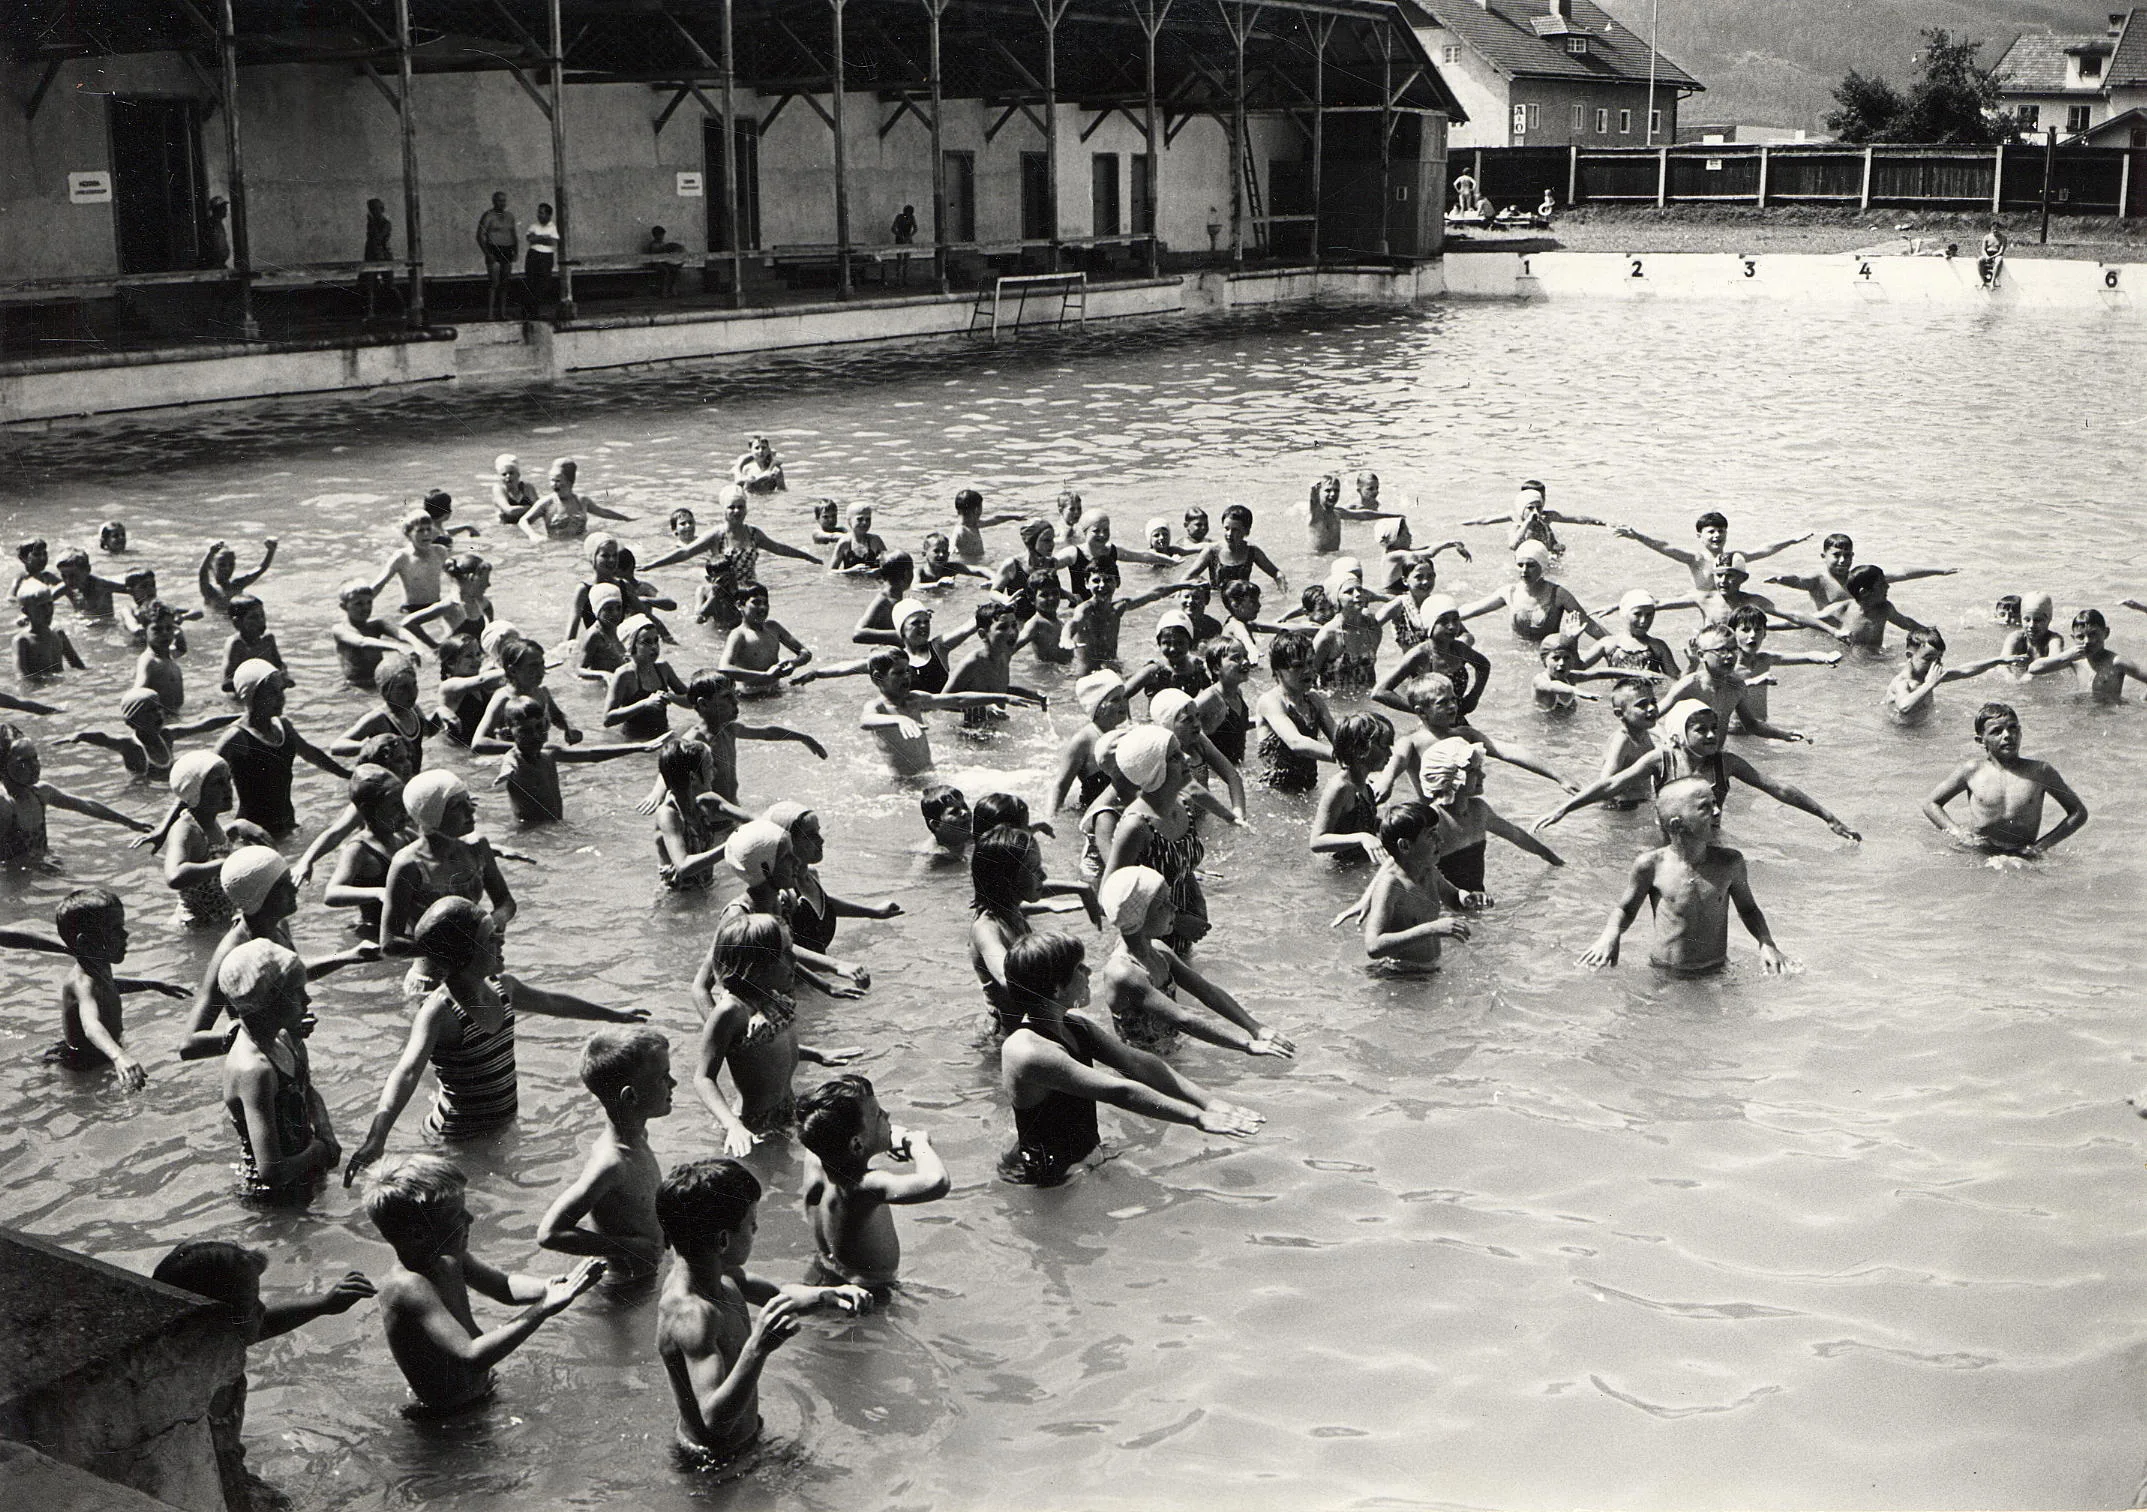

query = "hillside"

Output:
[[1598, 0, 2122, 131]]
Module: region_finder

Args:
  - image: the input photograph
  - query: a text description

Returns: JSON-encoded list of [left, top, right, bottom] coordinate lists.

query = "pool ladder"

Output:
[[970, 272, 1087, 339]]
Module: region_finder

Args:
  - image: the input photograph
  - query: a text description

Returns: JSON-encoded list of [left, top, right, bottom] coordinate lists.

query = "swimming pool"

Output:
[[2, 298, 2144, 1511]]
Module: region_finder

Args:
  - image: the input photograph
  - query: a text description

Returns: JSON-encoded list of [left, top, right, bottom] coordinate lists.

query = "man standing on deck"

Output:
[[476, 192, 519, 321]]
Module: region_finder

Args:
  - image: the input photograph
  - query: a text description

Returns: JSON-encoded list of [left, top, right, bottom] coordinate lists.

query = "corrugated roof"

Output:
[[1996, 11, 2147, 93], [1406, 0, 1702, 91]]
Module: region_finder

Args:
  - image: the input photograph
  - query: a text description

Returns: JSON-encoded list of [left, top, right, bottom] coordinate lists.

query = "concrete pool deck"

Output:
[[1, 251, 2135, 428]]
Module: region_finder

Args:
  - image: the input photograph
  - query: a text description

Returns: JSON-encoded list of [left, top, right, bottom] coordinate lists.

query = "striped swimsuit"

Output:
[[421, 985, 518, 1139]]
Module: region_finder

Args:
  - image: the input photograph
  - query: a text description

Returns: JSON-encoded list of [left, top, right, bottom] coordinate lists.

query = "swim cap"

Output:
[[169, 751, 229, 807], [1147, 688, 1195, 728], [1376, 518, 1408, 548], [723, 819, 788, 885], [1714, 553, 1751, 580], [1420, 593, 1460, 622], [1115, 725, 1175, 793], [1145, 517, 1169, 536], [893, 598, 933, 630], [1327, 557, 1365, 588], [494, 452, 519, 473], [1419, 736, 1482, 797], [1664, 699, 1714, 739], [1619, 588, 1658, 615], [217, 937, 303, 1018], [230, 659, 285, 705], [761, 800, 810, 832], [480, 622, 521, 659], [348, 763, 403, 810], [219, 846, 289, 917], [402, 770, 469, 834], [588, 583, 624, 613], [1099, 866, 1167, 934], [1155, 610, 1195, 640], [2024, 591, 2054, 618], [118, 687, 163, 723], [1075, 670, 1125, 718], [585, 532, 617, 567], [1515, 541, 1553, 571]]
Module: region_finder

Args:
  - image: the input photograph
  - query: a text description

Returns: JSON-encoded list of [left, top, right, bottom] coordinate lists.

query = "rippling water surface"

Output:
[[2, 299, 2145, 1511]]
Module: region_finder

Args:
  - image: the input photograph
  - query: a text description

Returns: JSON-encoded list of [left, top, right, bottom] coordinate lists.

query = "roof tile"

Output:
[[1408, 0, 1702, 90]]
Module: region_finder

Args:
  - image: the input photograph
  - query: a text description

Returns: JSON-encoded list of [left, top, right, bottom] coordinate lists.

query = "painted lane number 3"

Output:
[[1742, 258, 1756, 278]]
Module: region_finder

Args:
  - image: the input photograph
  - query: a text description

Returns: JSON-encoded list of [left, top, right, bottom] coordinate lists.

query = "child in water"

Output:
[[1883, 627, 2020, 726], [1580, 776, 1790, 975], [50, 887, 187, 1088], [2024, 609, 2147, 702], [537, 1028, 675, 1286], [797, 1074, 951, 1291], [1359, 801, 1472, 974], [15, 584, 85, 678]]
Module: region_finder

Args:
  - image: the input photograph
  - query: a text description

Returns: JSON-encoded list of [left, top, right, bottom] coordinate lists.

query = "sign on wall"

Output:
[[68, 172, 112, 204], [675, 172, 704, 198]]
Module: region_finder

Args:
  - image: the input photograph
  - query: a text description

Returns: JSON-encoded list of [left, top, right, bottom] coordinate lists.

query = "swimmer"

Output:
[[130, 603, 187, 712], [1922, 702, 2087, 858], [1252, 630, 1336, 792], [1722, 605, 1840, 726], [1305, 471, 1404, 555], [1059, 513, 1177, 607], [99, 521, 128, 554], [1101, 727, 1240, 955], [1016, 574, 1073, 665], [401, 552, 496, 650], [606, 621, 691, 740], [571, 585, 630, 679], [474, 694, 660, 823], [998, 932, 1262, 1186], [491, 453, 539, 524], [162, 752, 265, 931], [952, 488, 1023, 561], [1657, 623, 1811, 744], [0, 725, 154, 860], [917, 530, 988, 585], [217, 594, 286, 694], [334, 581, 420, 686], [14, 585, 84, 678], [11, 538, 56, 598], [371, 510, 451, 614], [310, 765, 412, 937], [364, 1154, 606, 1414], [1193, 637, 1256, 767], [1579, 777, 1790, 976], [649, 735, 748, 888], [1531, 634, 1636, 713], [537, 1028, 675, 1284], [1612, 511, 1810, 596], [762, 801, 903, 958], [1182, 504, 1288, 593], [1423, 736, 1563, 895], [643, 486, 818, 580], [1768, 532, 1956, 611], [732, 434, 787, 495], [1097, 865, 1294, 1057], [1593, 681, 1664, 809], [53, 548, 126, 619], [1458, 481, 1608, 556], [198, 537, 278, 618], [471, 638, 582, 747], [1459, 542, 1610, 643], [1685, 555, 1843, 638], [1591, 589, 1680, 678], [1359, 800, 1472, 973], [423, 488, 480, 541], [333, 654, 438, 774], [1373, 516, 1470, 592], [1181, 505, 1211, 545], [2024, 609, 2147, 701], [1884, 627, 2021, 726], [1311, 581, 1385, 696], [65, 685, 235, 781], [121, 567, 198, 652], [945, 601, 1049, 719], [2000, 592, 2064, 661], [1052, 671, 1133, 813], [1311, 712, 1395, 864], [824, 503, 887, 574], [219, 940, 340, 1204], [1995, 594, 2023, 628], [1535, 700, 1859, 840], [519, 458, 634, 542], [1374, 673, 1573, 801], [1126, 609, 1213, 703], [50, 888, 187, 1089], [1374, 593, 1492, 716], [1144, 517, 1194, 559], [655, 1157, 869, 1465], [1066, 568, 1199, 674], [860, 649, 1021, 776], [798, 1075, 951, 1291], [718, 585, 814, 693], [920, 783, 972, 854], [1815, 564, 1930, 652]]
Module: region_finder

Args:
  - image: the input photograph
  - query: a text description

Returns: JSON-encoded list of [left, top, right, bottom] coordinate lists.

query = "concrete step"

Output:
[[453, 321, 549, 379]]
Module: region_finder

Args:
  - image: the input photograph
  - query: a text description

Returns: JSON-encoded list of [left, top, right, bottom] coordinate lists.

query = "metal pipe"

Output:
[[1230, 5, 1247, 266], [1044, 0, 1060, 271], [1140, 1, 1162, 277], [393, 0, 425, 328], [215, 0, 257, 337], [1643, 0, 1659, 146], [1309, 16, 1327, 262], [2040, 125, 2055, 244], [548, 0, 575, 318]]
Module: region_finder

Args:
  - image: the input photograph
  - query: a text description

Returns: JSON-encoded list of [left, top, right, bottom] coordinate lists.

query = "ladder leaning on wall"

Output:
[[969, 272, 1087, 339], [1243, 146, 1268, 251]]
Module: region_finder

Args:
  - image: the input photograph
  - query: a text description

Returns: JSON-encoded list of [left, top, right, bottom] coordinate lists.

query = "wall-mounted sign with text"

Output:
[[675, 172, 704, 198], [69, 172, 113, 204]]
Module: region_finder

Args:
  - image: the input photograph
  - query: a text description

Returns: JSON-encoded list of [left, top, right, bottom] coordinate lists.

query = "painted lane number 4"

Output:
[[1858, 261, 1873, 280]]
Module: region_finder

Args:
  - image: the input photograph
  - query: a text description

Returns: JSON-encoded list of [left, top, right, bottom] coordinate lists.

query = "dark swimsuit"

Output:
[[1000, 1015, 1106, 1186], [1326, 778, 1378, 865], [1259, 699, 1325, 793], [1208, 691, 1251, 766], [232, 1035, 321, 1203], [422, 987, 519, 1139], [788, 881, 836, 955], [1138, 813, 1210, 954], [1650, 748, 1731, 807], [222, 721, 299, 837], [907, 643, 950, 695]]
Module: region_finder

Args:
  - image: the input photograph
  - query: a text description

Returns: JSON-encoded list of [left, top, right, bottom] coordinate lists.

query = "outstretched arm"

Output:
[[1727, 753, 1859, 840], [1579, 853, 1655, 967], [1609, 525, 1699, 567], [1741, 533, 1813, 564]]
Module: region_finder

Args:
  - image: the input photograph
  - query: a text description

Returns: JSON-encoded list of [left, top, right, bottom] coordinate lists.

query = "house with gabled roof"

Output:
[[1405, 0, 1704, 150], [1994, 10, 2147, 144]]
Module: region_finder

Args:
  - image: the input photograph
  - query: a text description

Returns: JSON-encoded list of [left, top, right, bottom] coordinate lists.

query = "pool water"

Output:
[[2, 299, 2145, 1511]]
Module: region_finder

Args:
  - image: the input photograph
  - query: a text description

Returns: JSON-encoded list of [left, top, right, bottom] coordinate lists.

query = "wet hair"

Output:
[[1183, 506, 1209, 525], [423, 490, 453, 519], [1298, 585, 1334, 620], [226, 593, 264, 624], [437, 631, 480, 674], [1222, 504, 1253, 529], [1031, 574, 1063, 608], [498, 694, 546, 731], [364, 1155, 467, 1250], [501, 639, 546, 678], [56, 887, 124, 951], [1268, 629, 1314, 673], [971, 823, 1040, 917], [1693, 511, 1729, 533], [354, 731, 413, 778], [100, 521, 128, 549], [685, 669, 736, 706], [1904, 625, 1947, 656], [972, 792, 1032, 836], [56, 547, 89, 573], [2074, 607, 2108, 634], [866, 648, 906, 682], [338, 580, 376, 607], [412, 897, 489, 971], [15, 538, 45, 564], [1200, 636, 1247, 678], [797, 1074, 876, 1161], [1610, 679, 1658, 712], [1692, 623, 1736, 654], [973, 600, 1007, 636], [1406, 672, 1458, 707], [153, 1239, 264, 1321], [1376, 799, 1435, 851], [733, 582, 771, 608], [1003, 931, 1085, 1014], [954, 488, 984, 513], [1179, 581, 1211, 609], [656, 1158, 761, 1253], [877, 551, 915, 587], [123, 567, 158, 595], [580, 1027, 669, 1108], [1994, 593, 2021, 620], [1973, 701, 2017, 737], [1724, 603, 1768, 632], [1333, 711, 1395, 767], [919, 783, 966, 827], [712, 911, 788, 991], [667, 507, 696, 530], [1845, 564, 1887, 597], [1822, 532, 1853, 553], [1220, 580, 1260, 613]]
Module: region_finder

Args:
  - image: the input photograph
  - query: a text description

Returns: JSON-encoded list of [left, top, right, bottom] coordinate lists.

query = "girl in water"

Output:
[[692, 910, 862, 1156], [1101, 726, 1239, 955], [1095, 866, 1294, 1059], [0, 726, 153, 861], [1252, 631, 1335, 793]]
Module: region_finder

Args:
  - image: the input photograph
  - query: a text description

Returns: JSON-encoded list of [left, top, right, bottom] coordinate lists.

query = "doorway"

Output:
[[703, 117, 761, 253], [1130, 152, 1154, 236], [108, 97, 207, 273], [1091, 153, 1120, 237], [1020, 151, 1051, 241], [942, 150, 976, 242]]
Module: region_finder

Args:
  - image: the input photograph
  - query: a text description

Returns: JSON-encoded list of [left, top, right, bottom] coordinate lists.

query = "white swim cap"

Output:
[[1147, 688, 1195, 728], [1099, 865, 1166, 934], [402, 770, 469, 834], [219, 846, 289, 917], [218, 937, 303, 1017], [1075, 671, 1124, 718], [169, 751, 229, 807], [723, 819, 789, 885], [1115, 725, 1175, 793]]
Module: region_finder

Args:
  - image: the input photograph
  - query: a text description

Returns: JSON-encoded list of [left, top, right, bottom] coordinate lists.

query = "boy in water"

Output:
[[1922, 703, 2088, 859], [476, 694, 660, 823], [1360, 800, 1472, 973], [1884, 628, 2020, 726], [51, 887, 186, 1088], [198, 538, 278, 618], [1816, 564, 1929, 652], [538, 1028, 676, 1285], [1375, 673, 1574, 800], [54, 548, 126, 619], [371, 510, 451, 613], [13, 538, 57, 597], [1767, 532, 1956, 611], [15, 585, 85, 677], [365, 1155, 605, 1414], [655, 1159, 871, 1465], [919, 783, 972, 857], [1613, 511, 1810, 595], [2025, 609, 2147, 702], [1595, 681, 1663, 809], [719, 585, 814, 694], [952, 488, 1023, 561], [797, 1075, 950, 1292], [1658, 623, 1811, 743], [1723, 604, 1840, 726], [862, 650, 1020, 776], [1459, 480, 1607, 556], [218, 595, 285, 693], [334, 581, 418, 686], [1580, 777, 1790, 976], [520, 458, 634, 541]]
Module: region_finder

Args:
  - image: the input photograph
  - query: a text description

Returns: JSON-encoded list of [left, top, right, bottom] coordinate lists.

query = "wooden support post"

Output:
[[832, 0, 852, 298], [1139, 1, 1166, 277], [1858, 143, 1873, 212], [1755, 143, 1768, 209], [1310, 15, 1333, 261], [1377, 26, 1394, 255], [1566, 142, 1578, 207], [1991, 141, 2004, 214], [547, 0, 575, 318], [717, 0, 743, 306], [926, 0, 949, 292], [1042, 0, 1061, 272], [2121, 147, 2134, 221], [1656, 145, 1668, 208], [2039, 126, 2055, 244], [1228, 1, 1248, 267], [393, 0, 425, 328], [215, 0, 258, 338]]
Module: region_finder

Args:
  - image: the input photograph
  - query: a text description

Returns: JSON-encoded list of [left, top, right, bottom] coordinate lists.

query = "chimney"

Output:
[[1551, 0, 1571, 17], [2113, 13, 2127, 31]]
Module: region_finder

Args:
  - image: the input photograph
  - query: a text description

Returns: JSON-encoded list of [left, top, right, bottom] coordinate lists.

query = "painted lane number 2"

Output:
[[1629, 258, 1644, 279]]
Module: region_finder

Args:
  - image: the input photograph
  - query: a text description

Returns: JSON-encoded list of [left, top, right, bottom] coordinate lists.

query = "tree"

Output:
[[1825, 29, 2015, 145]]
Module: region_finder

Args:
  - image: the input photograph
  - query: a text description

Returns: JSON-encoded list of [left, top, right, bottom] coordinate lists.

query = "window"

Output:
[[1619, 109, 1633, 134], [2016, 103, 2040, 128], [1565, 35, 1589, 55], [1595, 107, 1609, 134], [1572, 103, 1585, 130], [2081, 54, 2104, 80], [1527, 103, 1540, 128], [2067, 104, 2093, 133], [1444, 45, 1460, 65], [1019, 151, 1052, 241], [1649, 109, 1663, 137], [1512, 103, 1528, 136]]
